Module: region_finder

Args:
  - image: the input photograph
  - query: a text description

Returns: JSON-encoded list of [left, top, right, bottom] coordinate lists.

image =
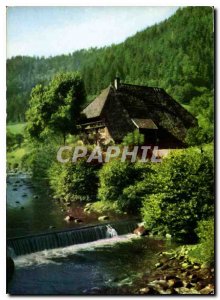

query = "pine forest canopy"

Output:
[[7, 6, 214, 138]]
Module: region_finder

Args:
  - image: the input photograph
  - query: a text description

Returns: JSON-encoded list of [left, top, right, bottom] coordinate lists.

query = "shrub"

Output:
[[141, 148, 214, 241], [195, 218, 214, 264], [120, 163, 156, 212], [88, 200, 122, 214], [98, 159, 137, 203], [98, 160, 153, 213], [48, 159, 99, 202], [31, 141, 57, 180], [122, 129, 144, 146], [185, 126, 213, 146], [7, 129, 24, 151]]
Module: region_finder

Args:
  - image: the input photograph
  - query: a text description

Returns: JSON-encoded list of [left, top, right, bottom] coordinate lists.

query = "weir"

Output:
[[7, 219, 138, 256]]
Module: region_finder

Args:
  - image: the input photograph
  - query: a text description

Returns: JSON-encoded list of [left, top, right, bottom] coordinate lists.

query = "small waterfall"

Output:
[[106, 225, 118, 238], [7, 219, 138, 256]]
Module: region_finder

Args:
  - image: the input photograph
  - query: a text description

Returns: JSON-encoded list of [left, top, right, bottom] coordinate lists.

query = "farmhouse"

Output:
[[79, 78, 197, 148]]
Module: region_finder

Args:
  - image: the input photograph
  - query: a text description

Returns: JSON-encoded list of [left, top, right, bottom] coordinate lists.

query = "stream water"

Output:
[[7, 173, 177, 295], [7, 173, 130, 238]]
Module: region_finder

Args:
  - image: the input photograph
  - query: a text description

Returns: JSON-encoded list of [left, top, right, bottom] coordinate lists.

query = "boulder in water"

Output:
[[98, 215, 109, 221], [133, 226, 150, 236], [64, 215, 74, 222]]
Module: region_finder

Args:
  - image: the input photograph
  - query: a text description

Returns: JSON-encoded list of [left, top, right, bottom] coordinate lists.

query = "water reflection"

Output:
[[7, 174, 131, 238], [7, 174, 66, 238]]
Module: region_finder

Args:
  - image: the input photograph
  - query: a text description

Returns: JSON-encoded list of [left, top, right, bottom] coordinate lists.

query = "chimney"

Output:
[[114, 77, 120, 90]]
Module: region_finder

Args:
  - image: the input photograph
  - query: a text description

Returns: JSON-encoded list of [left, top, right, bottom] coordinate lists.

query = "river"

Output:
[[7, 173, 177, 295]]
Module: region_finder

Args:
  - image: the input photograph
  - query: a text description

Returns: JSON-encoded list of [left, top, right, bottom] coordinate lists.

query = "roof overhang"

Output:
[[131, 118, 158, 130]]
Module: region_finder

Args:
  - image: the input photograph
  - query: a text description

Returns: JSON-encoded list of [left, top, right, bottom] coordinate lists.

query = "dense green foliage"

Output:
[[98, 160, 153, 212], [185, 88, 214, 145], [195, 218, 214, 264], [26, 72, 86, 143], [122, 129, 144, 147], [7, 124, 28, 170], [48, 159, 99, 202], [141, 149, 214, 241], [7, 7, 214, 141], [7, 129, 23, 151]]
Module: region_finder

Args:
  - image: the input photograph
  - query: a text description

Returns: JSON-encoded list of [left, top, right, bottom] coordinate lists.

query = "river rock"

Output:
[[181, 262, 190, 269], [133, 226, 150, 236], [164, 274, 177, 281], [84, 207, 91, 213], [74, 218, 83, 223], [22, 193, 27, 197], [139, 287, 150, 294], [193, 264, 200, 270], [167, 277, 183, 288], [195, 281, 207, 290], [155, 262, 162, 268], [33, 195, 39, 199], [160, 264, 169, 271], [183, 281, 193, 289], [49, 225, 56, 229], [199, 284, 214, 294], [174, 287, 200, 294], [147, 281, 172, 295], [90, 287, 101, 294], [15, 201, 20, 204], [98, 215, 109, 221], [64, 215, 74, 222], [201, 262, 211, 269]]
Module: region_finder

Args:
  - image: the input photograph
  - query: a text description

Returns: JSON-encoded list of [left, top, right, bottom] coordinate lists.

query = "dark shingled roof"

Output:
[[82, 86, 111, 119], [81, 82, 197, 143]]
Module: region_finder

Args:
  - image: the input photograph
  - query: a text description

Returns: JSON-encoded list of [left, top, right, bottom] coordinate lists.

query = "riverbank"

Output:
[[7, 173, 136, 238], [136, 248, 214, 295], [87, 246, 214, 295]]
